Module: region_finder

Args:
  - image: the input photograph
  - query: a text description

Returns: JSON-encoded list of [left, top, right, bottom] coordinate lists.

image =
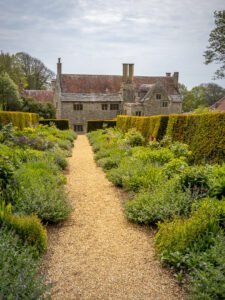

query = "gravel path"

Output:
[[43, 135, 186, 300]]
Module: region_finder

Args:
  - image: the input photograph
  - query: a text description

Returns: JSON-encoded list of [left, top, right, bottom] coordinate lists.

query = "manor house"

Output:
[[54, 59, 182, 133]]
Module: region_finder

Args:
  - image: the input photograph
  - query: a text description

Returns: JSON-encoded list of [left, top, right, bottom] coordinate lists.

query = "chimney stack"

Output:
[[166, 72, 171, 77], [128, 64, 134, 82], [173, 72, 179, 87], [57, 58, 62, 78], [123, 64, 129, 82]]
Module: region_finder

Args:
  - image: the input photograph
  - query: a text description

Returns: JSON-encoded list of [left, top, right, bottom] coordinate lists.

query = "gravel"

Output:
[[42, 135, 186, 300]]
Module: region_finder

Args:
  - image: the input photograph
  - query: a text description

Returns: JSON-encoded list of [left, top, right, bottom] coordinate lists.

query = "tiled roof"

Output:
[[24, 90, 54, 104], [210, 96, 225, 111], [61, 74, 178, 95], [61, 93, 121, 102]]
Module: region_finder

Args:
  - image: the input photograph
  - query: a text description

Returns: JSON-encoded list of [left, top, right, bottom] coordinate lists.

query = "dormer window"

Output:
[[156, 94, 161, 100]]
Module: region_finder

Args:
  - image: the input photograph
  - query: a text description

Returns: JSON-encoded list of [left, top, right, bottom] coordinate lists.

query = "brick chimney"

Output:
[[173, 72, 179, 88], [123, 64, 129, 82], [128, 64, 134, 82], [166, 72, 171, 77], [57, 58, 62, 79]]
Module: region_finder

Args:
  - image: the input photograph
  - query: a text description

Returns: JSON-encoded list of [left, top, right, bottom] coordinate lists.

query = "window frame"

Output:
[[73, 103, 83, 111], [156, 93, 162, 100], [110, 103, 119, 110], [161, 101, 168, 108], [102, 104, 108, 110], [135, 111, 142, 116], [74, 124, 83, 132]]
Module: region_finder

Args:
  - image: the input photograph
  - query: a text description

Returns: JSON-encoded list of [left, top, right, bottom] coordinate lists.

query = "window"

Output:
[[156, 94, 161, 100], [135, 111, 142, 116], [102, 104, 108, 110], [73, 103, 83, 110], [74, 124, 83, 132], [110, 104, 119, 110], [161, 101, 168, 107]]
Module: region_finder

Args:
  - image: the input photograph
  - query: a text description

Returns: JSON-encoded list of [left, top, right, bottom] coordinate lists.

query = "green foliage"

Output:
[[39, 118, 69, 130], [0, 202, 47, 255], [0, 72, 21, 110], [204, 10, 225, 79], [21, 96, 56, 119], [125, 179, 192, 224], [12, 162, 72, 223], [123, 128, 145, 147], [179, 165, 212, 197], [155, 199, 225, 257], [163, 158, 188, 179], [0, 226, 50, 299], [87, 120, 116, 132], [0, 111, 39, 129]]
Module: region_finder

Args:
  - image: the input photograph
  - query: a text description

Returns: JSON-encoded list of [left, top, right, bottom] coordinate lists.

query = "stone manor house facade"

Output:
[[53, 59, 182, 133]]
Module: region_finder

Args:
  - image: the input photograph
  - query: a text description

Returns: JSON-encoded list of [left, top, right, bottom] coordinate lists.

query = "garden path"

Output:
[[43, 135, 185, 300]]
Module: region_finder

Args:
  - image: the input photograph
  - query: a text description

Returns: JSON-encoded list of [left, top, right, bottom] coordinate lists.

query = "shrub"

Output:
[[131, 146, 174, 165], [155, 199, 225, 259], [39, 119, 69, 130], [123, 128, 145, 147], [209, 163, 225, 199], [0, 111, 39, 129], [179, 165, 212, 198], [11, 162, 72, 223], [0, 227, 50, 299], [163, 158, 189, 179], [125, 179, 192, 224]]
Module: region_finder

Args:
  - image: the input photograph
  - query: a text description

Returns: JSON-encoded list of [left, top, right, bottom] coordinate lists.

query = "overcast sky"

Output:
[[0, 0, 224, 89]]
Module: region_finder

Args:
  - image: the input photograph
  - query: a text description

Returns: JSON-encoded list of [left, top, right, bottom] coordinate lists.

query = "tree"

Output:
[[20, 96, 56, 119], [200, 83, 225, 106], [204, 10, 225, 79], [180, 82, 225, 112], [15, 52, 55, 90], [0, 52, 26, 87], [0, 72, 21, 111]]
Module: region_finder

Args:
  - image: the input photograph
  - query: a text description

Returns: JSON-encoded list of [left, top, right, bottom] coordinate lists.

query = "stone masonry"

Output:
[[54, 59, 182, 133]]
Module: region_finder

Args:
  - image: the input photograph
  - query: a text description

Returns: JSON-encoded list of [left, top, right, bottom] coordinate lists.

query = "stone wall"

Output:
[[61, 101, 121, 132]]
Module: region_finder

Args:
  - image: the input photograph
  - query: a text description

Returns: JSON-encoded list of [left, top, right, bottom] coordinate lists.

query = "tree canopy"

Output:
[[179, 82, 225, 112], [204, 10, 225, 79], [0, 72, 21, 111], [0, 51, 55, 90]]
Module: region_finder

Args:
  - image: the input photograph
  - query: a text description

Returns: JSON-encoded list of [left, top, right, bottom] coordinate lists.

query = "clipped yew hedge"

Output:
[[39, 119, 69, 130], [116, 115, 169, 141], [166, 112, 225, 164], [87, 120, 116, 132], [116, 113, 225, 164], [0, 112, 39, 129]]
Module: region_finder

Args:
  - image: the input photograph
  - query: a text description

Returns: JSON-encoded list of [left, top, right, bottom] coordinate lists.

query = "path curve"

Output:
[[43, 135, 185, 300]]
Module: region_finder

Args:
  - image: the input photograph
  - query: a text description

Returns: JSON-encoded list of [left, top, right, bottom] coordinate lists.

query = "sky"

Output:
[[0, 0, 224, 89]]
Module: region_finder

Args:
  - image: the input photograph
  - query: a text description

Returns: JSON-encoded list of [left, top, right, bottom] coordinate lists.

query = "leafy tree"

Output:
[[16, 52, 55, 90], [0, 52, 26, 87], [200, 83, 225, 106], [20, 96, 56, 119], [204, 10, 225, 79], [0, 72, 21, 111], [180, 83, 225, 112]]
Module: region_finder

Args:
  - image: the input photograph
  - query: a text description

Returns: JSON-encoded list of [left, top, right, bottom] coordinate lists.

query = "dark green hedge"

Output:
[[39, 119, 69, 130], [87, 120, 116, 132], [116, 113, 225, 164], [116, 115, 168, 141], [0, 112, 39, 129]]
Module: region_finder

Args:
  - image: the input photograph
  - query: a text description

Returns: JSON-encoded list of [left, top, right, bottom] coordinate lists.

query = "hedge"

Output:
[[116, 115, 168, 141], [0, 112, 39, 129], [116, 113, 225, 164], [39, 119, 69, 130], [87, 120, 116, 132], [166, 112, 225, 164]]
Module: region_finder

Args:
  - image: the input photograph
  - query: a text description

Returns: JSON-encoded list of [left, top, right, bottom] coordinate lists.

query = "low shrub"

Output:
[[131, 146, 174, 165], [87, 120, 116, 132], [0, 111, 39, 129], [0, 227, 50, 299], [123, 128, 145, 147], [155, 199, 225, 259], [125, 179, 192, 224], [11, 162, 72, 223], [163, 158, 189, 179]]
